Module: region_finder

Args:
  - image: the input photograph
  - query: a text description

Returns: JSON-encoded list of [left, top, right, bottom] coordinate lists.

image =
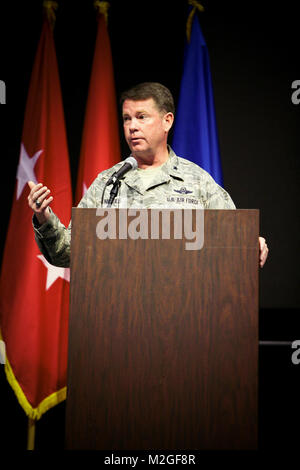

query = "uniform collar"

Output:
[[123, 146, 184, 195]]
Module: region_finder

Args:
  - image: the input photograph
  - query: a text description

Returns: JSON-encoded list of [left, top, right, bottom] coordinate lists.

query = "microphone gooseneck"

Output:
[[107, 156, 138, 186], [101, 156, 138, 207]]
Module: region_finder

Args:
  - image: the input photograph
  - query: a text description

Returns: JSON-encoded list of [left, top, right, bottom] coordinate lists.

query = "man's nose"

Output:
[[129, 118, 139, 132]]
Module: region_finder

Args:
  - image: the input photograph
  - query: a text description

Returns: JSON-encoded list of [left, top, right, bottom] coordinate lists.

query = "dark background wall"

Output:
[[0, 0, 299, 452]]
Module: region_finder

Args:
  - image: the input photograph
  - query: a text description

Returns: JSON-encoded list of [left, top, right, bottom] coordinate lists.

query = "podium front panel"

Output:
[[65, 209, 259, 450]]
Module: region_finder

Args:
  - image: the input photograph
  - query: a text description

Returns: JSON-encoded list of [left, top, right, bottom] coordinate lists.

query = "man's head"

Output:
[[120, 82, 175, 163], [120, 82, 175, 115]]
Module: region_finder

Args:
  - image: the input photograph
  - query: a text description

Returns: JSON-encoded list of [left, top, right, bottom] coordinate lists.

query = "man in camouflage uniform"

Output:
[[28, 82, 268, 267]]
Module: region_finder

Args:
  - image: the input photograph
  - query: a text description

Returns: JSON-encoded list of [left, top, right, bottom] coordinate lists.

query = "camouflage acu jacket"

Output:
[[33, 147, 235, 267]]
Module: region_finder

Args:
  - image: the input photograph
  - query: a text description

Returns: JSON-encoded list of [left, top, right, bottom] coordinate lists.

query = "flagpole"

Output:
[[27, 418, 36, 450]]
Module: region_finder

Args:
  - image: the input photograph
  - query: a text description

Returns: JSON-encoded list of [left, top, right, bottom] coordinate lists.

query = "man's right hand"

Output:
[[27, 181, 53, 225]]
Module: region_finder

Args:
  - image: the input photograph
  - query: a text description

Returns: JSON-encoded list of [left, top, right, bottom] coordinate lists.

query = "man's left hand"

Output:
[[259, 237, 269, 268]]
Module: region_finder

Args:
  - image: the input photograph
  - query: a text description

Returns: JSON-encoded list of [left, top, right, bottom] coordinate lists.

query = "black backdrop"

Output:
[[0, 0, 299, 452]]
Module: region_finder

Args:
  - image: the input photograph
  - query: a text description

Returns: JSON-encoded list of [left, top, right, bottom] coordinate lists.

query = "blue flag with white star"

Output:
[[172, 11, 224, 186]]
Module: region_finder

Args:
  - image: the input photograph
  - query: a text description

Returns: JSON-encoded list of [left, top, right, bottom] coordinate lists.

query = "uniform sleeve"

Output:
[[31, 175, 104, 267], [33, 208, 71, 267], [204, 175, 236, 209]]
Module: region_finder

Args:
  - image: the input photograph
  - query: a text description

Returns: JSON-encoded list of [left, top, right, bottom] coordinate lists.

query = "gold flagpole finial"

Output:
[[186, 0, 205, 42], [94, 1, 110, 24], [43, 1, 58, 29]]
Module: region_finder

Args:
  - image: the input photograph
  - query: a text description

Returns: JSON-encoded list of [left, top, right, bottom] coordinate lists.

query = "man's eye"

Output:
[[123, 116, 130, 122], [139, 114, 146, 120]]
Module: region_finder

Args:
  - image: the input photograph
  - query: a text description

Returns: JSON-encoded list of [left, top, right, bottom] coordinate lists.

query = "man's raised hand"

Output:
[[27, 181, 53, 225]]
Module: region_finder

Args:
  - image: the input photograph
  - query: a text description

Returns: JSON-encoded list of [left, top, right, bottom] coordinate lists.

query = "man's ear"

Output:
[[163, 112, 174, 133]]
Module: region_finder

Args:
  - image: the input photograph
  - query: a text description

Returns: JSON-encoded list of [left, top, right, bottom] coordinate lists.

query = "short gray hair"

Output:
[[120, 82, 175, 115]]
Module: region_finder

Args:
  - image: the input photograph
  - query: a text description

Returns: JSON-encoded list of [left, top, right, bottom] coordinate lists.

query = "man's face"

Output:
[[122, 98, 173, 159]]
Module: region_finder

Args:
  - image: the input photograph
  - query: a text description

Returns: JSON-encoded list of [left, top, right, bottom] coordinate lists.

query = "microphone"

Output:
[[107, 156, 138, 186]]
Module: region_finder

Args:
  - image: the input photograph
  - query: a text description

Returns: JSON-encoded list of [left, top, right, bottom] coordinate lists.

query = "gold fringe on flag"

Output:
[[186, 0, 205, 42], [3, 349, 67, 419], [94, 1, 110, 24], [0, 328, 66, 420], [43, 1, 58, 28]]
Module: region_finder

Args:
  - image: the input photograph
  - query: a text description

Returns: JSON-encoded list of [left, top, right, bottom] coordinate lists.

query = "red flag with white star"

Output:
[[0, 16, 72, 419], [75, 6, 120, 204]]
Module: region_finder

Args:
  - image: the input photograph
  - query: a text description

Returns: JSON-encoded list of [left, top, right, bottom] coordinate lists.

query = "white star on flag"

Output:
[[37, 255, 70, 290], [16, 143, 43, 200]]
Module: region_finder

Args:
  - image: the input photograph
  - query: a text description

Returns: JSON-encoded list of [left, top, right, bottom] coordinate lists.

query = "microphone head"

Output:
[[125, 156, 138, 170]]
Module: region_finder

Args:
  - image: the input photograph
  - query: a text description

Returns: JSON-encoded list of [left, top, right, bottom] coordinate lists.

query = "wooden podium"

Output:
[[65, 209, 259, 450]]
